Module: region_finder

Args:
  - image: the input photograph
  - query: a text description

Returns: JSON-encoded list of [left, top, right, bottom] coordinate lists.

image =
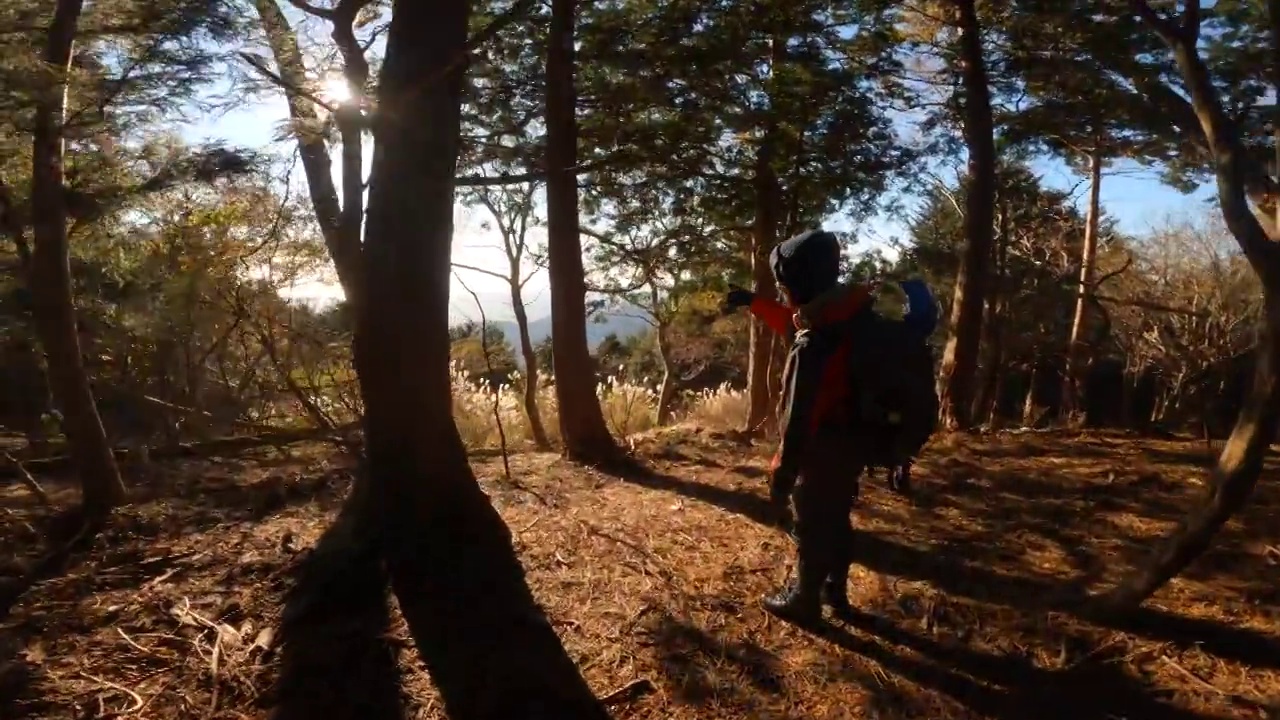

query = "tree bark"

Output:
[[252, 0, 363, 305], [746, 165, 781, 434], [652, 286, 677, 426], [510, 276, 550, 450], [28, 0, 125, 521], [976, 197, 1009, 425], [745, 35, 784, 435], [936, 0, 996, 432], [1094, 0, 1280, 612], [352, 1, 609, 715], [545, 0, 617, 462], [1062, 151, 1103, 423]]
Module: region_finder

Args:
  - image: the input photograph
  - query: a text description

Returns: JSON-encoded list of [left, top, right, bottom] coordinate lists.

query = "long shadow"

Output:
[[0, 467, 355, 620], [821, 611, 1238, 720], [605, 461, 785, 529], [607, 460, 1280, 671], [0, 622, 52, 719], [263, 486, 404, 720], [135, 464, 354, 526], [845, 531, 1280, 671], [646, 612, 787, 711]]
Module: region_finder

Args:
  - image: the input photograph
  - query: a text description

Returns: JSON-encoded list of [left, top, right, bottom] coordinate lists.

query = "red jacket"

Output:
[[747, 284, 873, 471]]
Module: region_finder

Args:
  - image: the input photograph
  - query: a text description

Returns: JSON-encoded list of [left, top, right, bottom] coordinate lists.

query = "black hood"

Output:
[[769, 229, 841, 306]]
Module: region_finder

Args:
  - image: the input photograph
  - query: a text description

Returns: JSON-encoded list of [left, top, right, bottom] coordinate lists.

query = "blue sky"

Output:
[[178, 81, 1216, 320]]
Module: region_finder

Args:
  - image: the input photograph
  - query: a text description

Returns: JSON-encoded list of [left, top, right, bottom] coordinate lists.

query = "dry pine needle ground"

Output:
[[1, 427, 1278, 719]]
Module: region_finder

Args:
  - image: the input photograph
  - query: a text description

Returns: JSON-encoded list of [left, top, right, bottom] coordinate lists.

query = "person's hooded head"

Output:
[[769, 229, 841, 307]]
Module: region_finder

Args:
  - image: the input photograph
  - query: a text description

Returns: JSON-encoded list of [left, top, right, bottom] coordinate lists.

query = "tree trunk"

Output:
[[1096, 294, 1280, 611], [746, 138, 782, 434], [936, 0, 996, 432], [745, 31, 785, 435], [1021, 361, 1040, 426], [653, 287, 676, 426], [545, 0, 616, 463], [28, 0, 125, 521], [974, 194, 1008, 424], [351, 0, 610, 716], [1062, 150, 1103, 423], [252, 0, 363, 305], [511, 278, 550, 450], [1093, 1, 1280, 612]]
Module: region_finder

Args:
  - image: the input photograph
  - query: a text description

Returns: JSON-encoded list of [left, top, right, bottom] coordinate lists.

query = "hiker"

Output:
[[723, 229, 938, 622], [726, 266, 937, 497]]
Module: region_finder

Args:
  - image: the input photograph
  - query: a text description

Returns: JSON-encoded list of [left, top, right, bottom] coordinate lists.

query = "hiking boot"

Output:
[[762, 564, 823, 624], [822, 565, 854, 617]]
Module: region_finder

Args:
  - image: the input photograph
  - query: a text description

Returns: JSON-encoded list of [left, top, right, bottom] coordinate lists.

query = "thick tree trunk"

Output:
[[1062, 151, 1103, 423], [936, 0, 996, 432], [511, 279, 551, 450], [29, 0, 125, 521], [545, 0, 616, 462], [349, 0, 610, 715], [1094, 1, 1280, 612]]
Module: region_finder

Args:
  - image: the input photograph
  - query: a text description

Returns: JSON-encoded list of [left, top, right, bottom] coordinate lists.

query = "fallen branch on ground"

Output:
[[4, 452, 51, 506], [0, 423, 360, 480], [599, 677, 655, 706]]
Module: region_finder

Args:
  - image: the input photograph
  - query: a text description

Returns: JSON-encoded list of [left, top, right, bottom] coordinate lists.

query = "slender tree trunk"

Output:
[[351, 0, 610, 715], [745, 31, 785, 435], [974, 195, 1008, 424], [936, 0, 996, 432], [652, 286, 677, 426], [1063, 150, 1103, 423], [1094, 1, 1280, 612], [746, 132, 782, 434], [252, 0, 363, 305], [511, 278, 550, 450], [29, 0, 125, 521], [1021, 361, 1040, 426], [545, 0, 616, 462]]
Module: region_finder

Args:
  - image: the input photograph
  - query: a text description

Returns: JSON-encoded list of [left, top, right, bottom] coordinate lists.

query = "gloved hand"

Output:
[[722, 284, 755, 314], [767, 466, 797, 531], [769, 464, 797, 506]]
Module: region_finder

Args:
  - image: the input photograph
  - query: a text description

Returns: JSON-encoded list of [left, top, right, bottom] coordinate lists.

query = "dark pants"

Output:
[[792, 448, 862, 589]]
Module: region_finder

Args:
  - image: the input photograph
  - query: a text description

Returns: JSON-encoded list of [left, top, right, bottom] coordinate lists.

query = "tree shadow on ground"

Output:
[[604, 461, 785, 529], [847, 530, 1280, 671], [819, 611, 1240, 720], [261, 487, 404, 720], [0, 625, 53, 719], [0, 465, 354, 621], [606, 458, 1280, 672], [644, 611, 790, 713]]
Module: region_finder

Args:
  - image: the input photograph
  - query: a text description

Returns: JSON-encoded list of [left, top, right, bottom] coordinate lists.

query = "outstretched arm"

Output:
[[747, 295, 794, 337]]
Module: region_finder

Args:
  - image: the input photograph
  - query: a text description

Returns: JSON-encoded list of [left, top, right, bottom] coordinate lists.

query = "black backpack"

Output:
[[841, 309, 939, 468]]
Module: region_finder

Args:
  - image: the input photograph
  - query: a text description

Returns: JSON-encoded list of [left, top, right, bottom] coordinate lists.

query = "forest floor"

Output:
[[1, 427, 1278, 719]]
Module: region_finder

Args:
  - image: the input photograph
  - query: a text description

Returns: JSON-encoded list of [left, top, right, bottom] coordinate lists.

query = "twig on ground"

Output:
[[454, 272, 513, 482], [5, 452, 51, 507], [1159, 655, 1276, 712], [79, 671, 144, 714], [599, 677, 656, 706]]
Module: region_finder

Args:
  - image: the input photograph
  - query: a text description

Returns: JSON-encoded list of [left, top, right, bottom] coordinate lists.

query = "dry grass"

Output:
[[450, 368, 748, 447], [2, 428, 1279, 719]]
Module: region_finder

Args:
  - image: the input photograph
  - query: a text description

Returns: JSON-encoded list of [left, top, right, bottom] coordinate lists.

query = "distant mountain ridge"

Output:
[[449, 291, 652, 351]]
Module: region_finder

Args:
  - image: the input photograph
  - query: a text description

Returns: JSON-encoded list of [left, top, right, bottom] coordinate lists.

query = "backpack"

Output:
[[841, 308, 939, 468]]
